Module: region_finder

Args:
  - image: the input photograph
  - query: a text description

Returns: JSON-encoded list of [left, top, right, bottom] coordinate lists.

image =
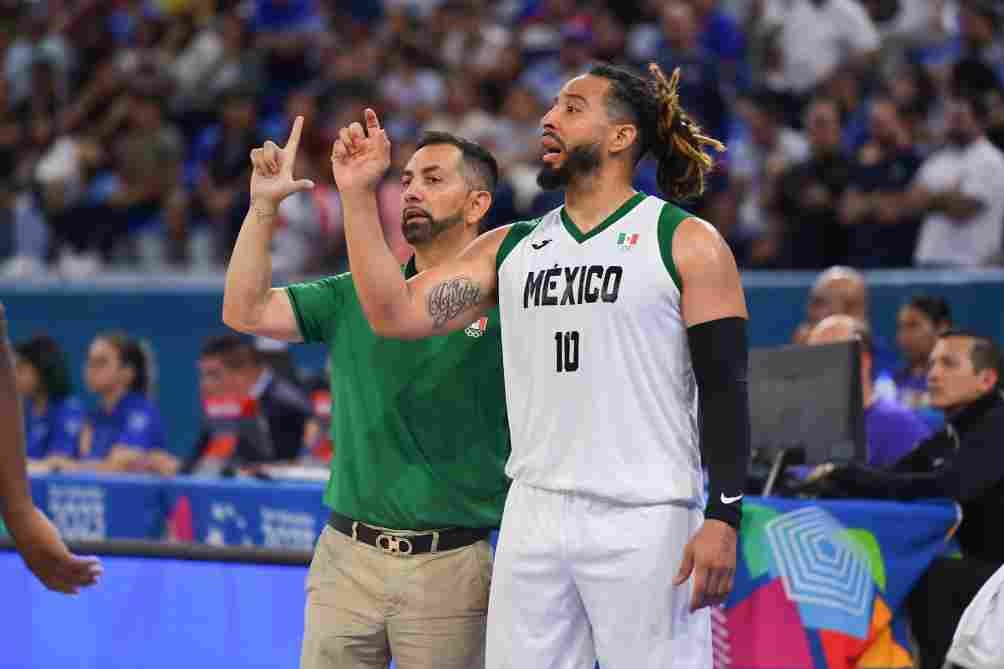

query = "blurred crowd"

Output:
[[0, 0, 1000, 278]]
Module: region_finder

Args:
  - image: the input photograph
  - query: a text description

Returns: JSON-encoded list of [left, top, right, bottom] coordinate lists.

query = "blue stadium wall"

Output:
[[2, 270, 1003, 457]]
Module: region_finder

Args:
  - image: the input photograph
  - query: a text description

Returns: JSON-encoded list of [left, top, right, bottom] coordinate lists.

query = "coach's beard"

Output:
[[401, 208, 463, 245], [537, 142, 602, 191]]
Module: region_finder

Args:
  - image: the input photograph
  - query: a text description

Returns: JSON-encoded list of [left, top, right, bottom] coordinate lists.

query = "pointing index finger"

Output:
[[364, 108, 381, 131], [285, 115, 304, 156]]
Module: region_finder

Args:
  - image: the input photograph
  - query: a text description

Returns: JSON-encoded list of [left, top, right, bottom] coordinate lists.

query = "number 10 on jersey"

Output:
[[554, 330, 580, 372]]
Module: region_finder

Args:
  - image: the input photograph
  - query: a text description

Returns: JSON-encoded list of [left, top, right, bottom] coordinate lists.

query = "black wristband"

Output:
[[687, 317, 751, 530]]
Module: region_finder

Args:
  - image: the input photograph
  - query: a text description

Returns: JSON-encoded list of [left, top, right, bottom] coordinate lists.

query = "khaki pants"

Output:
[[300, 525, 492, 669]]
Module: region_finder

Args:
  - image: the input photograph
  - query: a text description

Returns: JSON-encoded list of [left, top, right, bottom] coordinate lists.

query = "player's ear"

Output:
[[609, 123, 639, 157]]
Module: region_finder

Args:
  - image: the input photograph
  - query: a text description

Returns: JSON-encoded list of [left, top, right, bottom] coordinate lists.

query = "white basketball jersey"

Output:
[[496, 193, 702, 506]]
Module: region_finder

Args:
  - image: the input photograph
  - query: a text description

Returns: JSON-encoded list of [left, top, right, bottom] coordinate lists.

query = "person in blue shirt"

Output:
[[13, 335, 85, 468], [895, 295, 953, 430], [76, 332, 174, 475]]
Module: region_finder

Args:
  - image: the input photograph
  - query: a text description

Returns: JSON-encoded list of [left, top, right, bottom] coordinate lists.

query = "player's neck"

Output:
[[563, 171, 638, 235]]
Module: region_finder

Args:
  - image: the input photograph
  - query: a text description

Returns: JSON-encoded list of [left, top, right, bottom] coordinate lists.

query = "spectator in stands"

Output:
[[379, 45, 446, 130], [0, 164, 48, 276], [191, 86, 263, 266], [839, 96, 924, 268], [895, 295, 953, 418], [14, 335, 85, 470], [519, 21, 595, 106], [792, 266, 899, 381], [907, 94, 1004, 267], [5, 5, 70, 109], [859, 0, 945, 61], [950, 57, 1004, 164], [752, 0, 880, 120], [188, 334, 311, 464], [48, 86, 187, 271], [887, 60, 940, 153], [652, 2, 729, 143], [314, 34, 380, 105], [16, 57, 64, 184], [821, 63, 872, 156], [437, 0, 513, 79], [77, 332, 175, 475], [729, 88, 809, 264], [251, 0, 325, 98], [689, 0, 747, 94], [111, 87, 189, 267], [922, 0, 1004, 89], [0, 301, 101, 594], [793, 265, 868, 344], [171, 13, 264, 123], [0, 77, 21, 177], [807, 315, 930, 467], [769, 97, 854, 269], [810, 331, 1004, 669]]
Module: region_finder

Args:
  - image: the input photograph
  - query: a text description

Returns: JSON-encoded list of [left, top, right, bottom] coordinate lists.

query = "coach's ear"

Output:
[[465, 189, 493, 229], [609, 123, 639, 157]]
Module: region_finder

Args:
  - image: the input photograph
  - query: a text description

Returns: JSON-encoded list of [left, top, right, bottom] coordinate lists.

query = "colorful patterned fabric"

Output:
[[714, 498, 961, 669]]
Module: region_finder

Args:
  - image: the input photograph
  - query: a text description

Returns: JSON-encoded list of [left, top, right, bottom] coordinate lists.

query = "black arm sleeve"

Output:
[[687, 316, 751, 529]]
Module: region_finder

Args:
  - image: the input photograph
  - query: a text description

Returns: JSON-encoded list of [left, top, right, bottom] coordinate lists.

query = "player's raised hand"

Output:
[[249, 115, 315, 207], [673, 519, 737, 612], [330, 108, 391, 193]]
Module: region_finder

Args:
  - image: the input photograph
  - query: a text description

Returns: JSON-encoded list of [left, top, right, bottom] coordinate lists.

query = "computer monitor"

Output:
[[748, 340, 866, 470]]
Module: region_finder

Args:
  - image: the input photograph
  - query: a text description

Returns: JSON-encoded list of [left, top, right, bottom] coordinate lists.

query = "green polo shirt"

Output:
[[286, 259, 510, 529]]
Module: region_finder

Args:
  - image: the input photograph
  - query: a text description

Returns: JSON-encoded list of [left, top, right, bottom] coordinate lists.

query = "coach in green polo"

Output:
[[222, 116, 509, 669]]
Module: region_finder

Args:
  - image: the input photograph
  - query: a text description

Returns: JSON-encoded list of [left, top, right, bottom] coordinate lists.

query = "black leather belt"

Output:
[[327, 511, 490, 556]]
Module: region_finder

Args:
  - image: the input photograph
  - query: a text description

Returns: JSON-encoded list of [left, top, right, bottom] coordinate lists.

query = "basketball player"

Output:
[[0, 302, 102, 594], [332, 63, 750, 668]]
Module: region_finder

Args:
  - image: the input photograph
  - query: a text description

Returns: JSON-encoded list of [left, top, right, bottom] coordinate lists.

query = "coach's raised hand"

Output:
[[248, 115, 315, 208], [331, 108, 391, 192]]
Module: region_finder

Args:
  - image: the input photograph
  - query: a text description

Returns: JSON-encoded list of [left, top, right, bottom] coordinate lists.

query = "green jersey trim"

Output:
[[657, 202, 690, 293], [496, 218, 540, 273], [560, 191, 646, 244]]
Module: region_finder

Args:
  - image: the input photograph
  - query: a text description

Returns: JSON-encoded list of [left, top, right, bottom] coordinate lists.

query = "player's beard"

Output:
[[401, 209, 463, 245], [537, 142, 602, 191]]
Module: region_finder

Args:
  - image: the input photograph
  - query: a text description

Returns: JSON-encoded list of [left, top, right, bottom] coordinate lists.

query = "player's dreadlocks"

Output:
[[589, 62, 725, 201]]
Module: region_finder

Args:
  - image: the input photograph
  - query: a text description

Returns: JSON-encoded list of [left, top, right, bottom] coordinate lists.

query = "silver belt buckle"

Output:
[[376, 533, 414, 555]]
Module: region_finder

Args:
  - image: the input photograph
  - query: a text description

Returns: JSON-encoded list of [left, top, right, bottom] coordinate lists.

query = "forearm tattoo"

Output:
[[252, 201, 277, 226], [427, 278, 481, 328]]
